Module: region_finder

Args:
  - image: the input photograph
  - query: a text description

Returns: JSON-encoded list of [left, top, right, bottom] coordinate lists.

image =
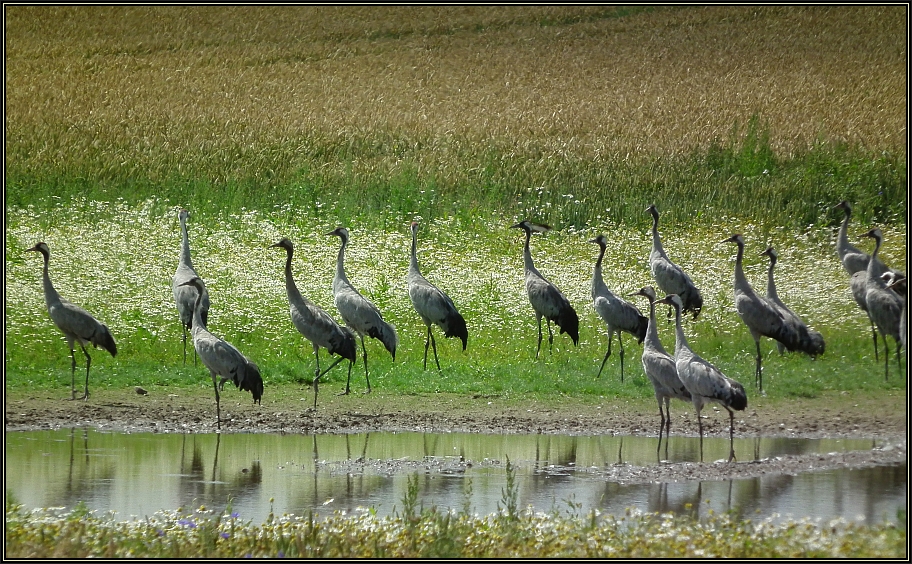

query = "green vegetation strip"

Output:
[[5, 501, 906, 558]]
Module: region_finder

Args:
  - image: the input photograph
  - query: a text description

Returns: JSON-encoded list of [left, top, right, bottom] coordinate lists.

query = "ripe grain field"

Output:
[[4, 6, 907, 558]]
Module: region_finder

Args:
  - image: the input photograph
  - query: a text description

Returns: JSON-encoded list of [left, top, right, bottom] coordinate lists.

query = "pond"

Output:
[[5, 429, 905, 525]]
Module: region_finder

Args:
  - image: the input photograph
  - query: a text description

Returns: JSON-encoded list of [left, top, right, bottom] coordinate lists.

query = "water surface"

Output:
[[5, 429, 904, 525]]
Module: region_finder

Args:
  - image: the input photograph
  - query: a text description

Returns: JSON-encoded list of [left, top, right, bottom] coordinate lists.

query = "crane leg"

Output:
[[547, 319, 555, 354], [618, 335, 625, 383], [428, 327, 441, 371], [754, 340, 763, 392], [882, 332, 890, 381], [656, 399, 665, 461], [315, 355, 345, 408], [665, 397, 672, 435], [727, 408, 736, 463], [696, 407, 704, 463], [182, 328, 187, 365], [870, 318, 879, 361], [535, 315, 544, 359], [596, 333, 613, 378], [79, 344, 92, 401], [211, 373, 221, 430], [68, 343, 78, 400], [360, 335, 372, 394]]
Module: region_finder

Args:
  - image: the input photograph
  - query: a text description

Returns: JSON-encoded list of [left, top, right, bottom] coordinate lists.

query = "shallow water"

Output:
[[5, 429, 905, 525]]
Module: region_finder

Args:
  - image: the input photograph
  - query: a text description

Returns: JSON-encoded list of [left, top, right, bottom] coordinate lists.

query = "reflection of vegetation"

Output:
[[5, 500, 905, 558]]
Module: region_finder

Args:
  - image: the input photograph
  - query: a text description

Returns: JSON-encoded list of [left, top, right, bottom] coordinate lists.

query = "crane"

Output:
[[172, 208, 210, 366], [655, 293, 747, 463], [722, 233, 799, 392], [589, 234, 647, 381], [178, 277, 263, 429], [861, 228, 904, 380], [270, 238, 357, 409], [646, 204, 703, 320], [759, 246, 826, 357], [327, 227, 398, 393], [835, 201, 887, 360], [630, 286, 691, 448], [27, 242, 117, 400], [510, 221, 579, 358], [407, 221, 468, 370]]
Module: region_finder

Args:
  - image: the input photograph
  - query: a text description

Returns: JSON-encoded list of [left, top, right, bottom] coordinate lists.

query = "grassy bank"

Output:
[[5, 479, 907, 558]]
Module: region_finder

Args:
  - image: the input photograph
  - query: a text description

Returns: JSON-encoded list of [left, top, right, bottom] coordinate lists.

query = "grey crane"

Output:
[[327, 227, 398, 393], [861, 228, 904, 380], [510, 221, 580, 358], [722, 234, 799, 392], [589, 234, 647, 381], [179, 277, 263, 429], [630, 286, 691, 446], [760, 246, 826, 357], [27, 242, 117, 400], [270, 238, 357, 409], [883, 272, 906, 353], [834, 201, 875, 275], [407, 221, 468, 370], [835, 201, 887, 359], [172, 208, 210, 366], [655, 293, 747, 463], [647, 204, 703, 320]]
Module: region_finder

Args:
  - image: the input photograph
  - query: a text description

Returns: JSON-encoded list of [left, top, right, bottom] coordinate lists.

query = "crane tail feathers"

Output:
[[93, 325, 117, 357]]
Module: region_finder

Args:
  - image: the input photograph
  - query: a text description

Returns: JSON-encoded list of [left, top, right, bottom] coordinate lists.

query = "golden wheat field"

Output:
[[5, 5, 906, 185]]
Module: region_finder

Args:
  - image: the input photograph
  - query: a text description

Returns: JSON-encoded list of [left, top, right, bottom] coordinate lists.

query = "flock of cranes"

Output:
[[26, 202, 906, 455]]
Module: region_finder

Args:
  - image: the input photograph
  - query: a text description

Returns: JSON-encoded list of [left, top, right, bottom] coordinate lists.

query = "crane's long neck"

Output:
[[409, 227, 421, 276], [592, 243, 608, 296], [765, 256, 778, 300], [334, 236, 350, 284], [671, 303, 688, 357], [521, 228, 537, 273], [38, 249, 61, 307], [190, 283, 206, 334], [732, 240, 748, 288], [282, 246, 302, 299], [645, 297, 660, 347], [867, 233, 882, 278], [180, 216, 193, 268], [836, 208, 851, 257], [651, 212, 665, 255]]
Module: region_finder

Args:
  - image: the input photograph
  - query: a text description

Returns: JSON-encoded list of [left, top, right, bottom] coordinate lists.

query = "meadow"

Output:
[[4, 5, 907, 557]]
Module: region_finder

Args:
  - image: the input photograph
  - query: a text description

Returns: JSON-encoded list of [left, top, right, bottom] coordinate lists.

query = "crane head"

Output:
[[588, 234, 608, 247], [759, 246, 778, 263], [26, 242, 50, 256], [721, 233, 744, 246], [510, 221, 550, 234], [178, 208, 190, 222], [655, 293, 684, 313], [178, 276, 204, 291], [833, 200, 851, 213], [629, 286, 657, 303], [270, 238, 293, 251], [861, 227, 882, 242], [646, 203, 659, 218], [327, 227, 349, 242]]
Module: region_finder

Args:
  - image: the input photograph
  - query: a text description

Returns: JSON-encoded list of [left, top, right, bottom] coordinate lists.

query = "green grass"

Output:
[[5, 122, 906, 232], [5, 197, 906, 402]]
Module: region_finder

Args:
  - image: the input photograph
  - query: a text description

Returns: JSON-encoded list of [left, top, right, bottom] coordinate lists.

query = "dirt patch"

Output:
[[5, 385, 906, 484]]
